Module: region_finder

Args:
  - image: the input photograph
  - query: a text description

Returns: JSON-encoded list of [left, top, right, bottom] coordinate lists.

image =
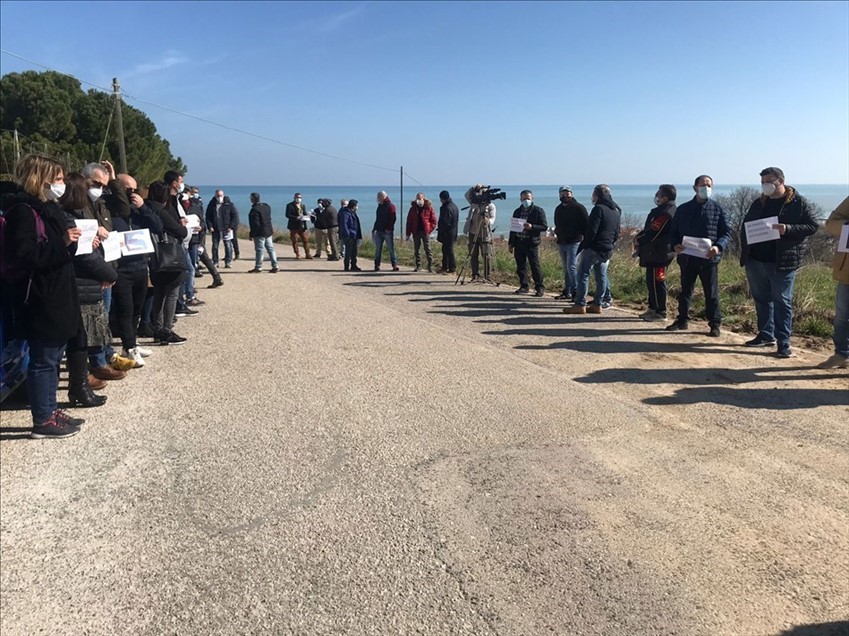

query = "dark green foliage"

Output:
[[0, 70, 185, 184]]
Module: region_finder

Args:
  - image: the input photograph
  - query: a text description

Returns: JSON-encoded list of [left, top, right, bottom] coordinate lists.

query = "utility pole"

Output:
[[13, 129, 20, 162], [112, 77, 128, 174], [399, 166, 404, 241]]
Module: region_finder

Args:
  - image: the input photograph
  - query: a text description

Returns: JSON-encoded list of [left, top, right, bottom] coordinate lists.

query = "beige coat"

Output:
[[825, 196, 849, 283]]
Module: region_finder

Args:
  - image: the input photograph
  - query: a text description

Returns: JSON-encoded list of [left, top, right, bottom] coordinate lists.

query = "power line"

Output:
[[0, 49, 426, 181]]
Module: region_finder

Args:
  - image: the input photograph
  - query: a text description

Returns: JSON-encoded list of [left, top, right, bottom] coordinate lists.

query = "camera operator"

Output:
[[508, 190, 548, 296], [463, 184, 497, 281]]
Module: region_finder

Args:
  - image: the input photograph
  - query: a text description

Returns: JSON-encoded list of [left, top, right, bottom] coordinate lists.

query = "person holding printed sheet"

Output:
[[739, 167, 819, 358]]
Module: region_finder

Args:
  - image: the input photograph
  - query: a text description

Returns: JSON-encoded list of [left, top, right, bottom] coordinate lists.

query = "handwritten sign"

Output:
[[681, 235, 713, 259], [745, 216, 781, 245], [101, 231, 122, 262], [509, 217, 526, 233], [74, 219, 99, 255]]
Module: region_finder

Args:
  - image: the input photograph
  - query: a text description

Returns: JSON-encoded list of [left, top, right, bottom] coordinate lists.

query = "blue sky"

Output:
[[1, 1, 848, 186]]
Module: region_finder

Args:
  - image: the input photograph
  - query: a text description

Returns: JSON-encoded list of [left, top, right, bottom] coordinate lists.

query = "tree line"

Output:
[[0, 70, 185, 185]]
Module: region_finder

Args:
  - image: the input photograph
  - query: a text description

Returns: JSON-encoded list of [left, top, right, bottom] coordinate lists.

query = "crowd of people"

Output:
[[1, 157, 847, 439]]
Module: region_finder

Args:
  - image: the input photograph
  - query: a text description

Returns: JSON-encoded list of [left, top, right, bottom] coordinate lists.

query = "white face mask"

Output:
[[217, 196, 224, 204], [654, 196, 662, 206], [415, 198, 424, 207], [761, 182, 777, 196], [295, 197, 302, 204], [521, 199, 532, 208], [87, 187, 103, 202], [697, 186, 712, 200], [45, 183, 66, 200], [177, 183, 185, 193]]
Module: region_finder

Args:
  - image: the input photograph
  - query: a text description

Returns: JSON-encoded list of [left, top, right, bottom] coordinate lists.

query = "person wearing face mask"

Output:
[[634, 185, 677, 322], [338, 199, 362, 271], [739, 167, 819, 358], [666, 174, 731, 336], [285, 192, 312, 259], [553, 186, 589, 300], [508, 190, 548, 296], [3, 154, 85, 438], [564, 184, 621, 312], [205, 188, 239, 268], [372, 191, 399, 271], [436, 190, 459, 274], [405, 193, 438, 272]]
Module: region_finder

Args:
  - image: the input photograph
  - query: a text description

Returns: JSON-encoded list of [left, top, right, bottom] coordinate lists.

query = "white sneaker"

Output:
[[122, 347, 145, 368], [135, 346, 152, 357], [817, 354, 849, 369]]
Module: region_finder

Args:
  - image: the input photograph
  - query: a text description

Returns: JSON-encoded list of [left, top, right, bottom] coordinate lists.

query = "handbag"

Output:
[[149, 231, 188, 274]]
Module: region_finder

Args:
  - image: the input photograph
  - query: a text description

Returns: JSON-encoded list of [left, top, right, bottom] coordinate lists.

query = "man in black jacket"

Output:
[[739, 167, 819, 358], [285, 193, 312, 259], [564, 184, 621, 314], [634, 184, 677, 321], [248, 192, 279, 273], [205, 189, 238, 268], [553, 186, 588, 300], [437, 190, 459, 273], [508, 190, 548, 296]]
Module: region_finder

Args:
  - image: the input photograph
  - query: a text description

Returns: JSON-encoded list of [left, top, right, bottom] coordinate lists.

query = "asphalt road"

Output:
[[2, 243, 847, 636]]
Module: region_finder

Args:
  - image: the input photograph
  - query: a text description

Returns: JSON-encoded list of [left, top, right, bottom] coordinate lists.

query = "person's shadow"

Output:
[[773, 621, 849, 636]]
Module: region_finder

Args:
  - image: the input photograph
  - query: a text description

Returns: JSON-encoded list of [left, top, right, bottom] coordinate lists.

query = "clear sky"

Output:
[[1, 1, 848, 186]]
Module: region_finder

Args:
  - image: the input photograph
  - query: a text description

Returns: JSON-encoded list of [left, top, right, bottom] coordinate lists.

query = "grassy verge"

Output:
[[236, 226, 836, 343]]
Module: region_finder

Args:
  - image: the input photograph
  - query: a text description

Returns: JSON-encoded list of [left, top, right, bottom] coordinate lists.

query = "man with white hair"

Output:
[[372, 191, 399, 271]]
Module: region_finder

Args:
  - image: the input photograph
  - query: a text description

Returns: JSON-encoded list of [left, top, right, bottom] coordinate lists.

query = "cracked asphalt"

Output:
[[2, 240, 847, 636]]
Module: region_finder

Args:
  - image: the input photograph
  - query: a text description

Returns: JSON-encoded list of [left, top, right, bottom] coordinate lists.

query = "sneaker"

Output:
[[587, 304, 602, 314], [639, 310, 657, 320], [248, 268, 262, 273], [554, 293, 572, 300], [374, 265, 381, 271], [186, 298, 206, 306], [207, 280, 224, 288], [514, 288, 530, 295], [563, 305, 586, 314], [776, 345, 793, 359], [194, 271, 203, 278], [136, 323, 155, 338], [666, 320, 689, 331], [121, 347, 145, 368], [30, 412, 81, 439], [165, 332, 188, 345], [351, 266, 362, 272], [54, 409, 85, 427], [110, 352, 136, 372], [175, 307, 199, 317], [270, 267, 279, 273], [601, 301, 612, 309], [135, 346, 152, 357], [745, 334, 776, 347], [224, 263, 232, 269], [708, 326, 721, 337], [644, 312, 668, 323], [534, 289, 545, 297], [817, 353, 849, 369]]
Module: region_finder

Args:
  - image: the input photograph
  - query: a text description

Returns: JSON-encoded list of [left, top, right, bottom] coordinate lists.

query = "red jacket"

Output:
[[406, 203, 437, 236]]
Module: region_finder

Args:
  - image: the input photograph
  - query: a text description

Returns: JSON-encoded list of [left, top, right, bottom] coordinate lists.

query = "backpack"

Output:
[[0, 204, 48, 283]]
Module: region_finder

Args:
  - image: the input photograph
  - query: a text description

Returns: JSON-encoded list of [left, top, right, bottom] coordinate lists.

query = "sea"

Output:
[[194, 184, 849, 236]]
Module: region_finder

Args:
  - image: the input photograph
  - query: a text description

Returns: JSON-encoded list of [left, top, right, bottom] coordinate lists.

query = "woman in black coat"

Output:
[[59, 173, 118, 407], [146, 181, 189, 345], [3, 154, 84, 438]]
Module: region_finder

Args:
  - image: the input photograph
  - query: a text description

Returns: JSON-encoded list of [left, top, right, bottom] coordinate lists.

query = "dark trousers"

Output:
[[113, 268, 148, 349], [514, 241, 543, 291], [343, 237, 358, 269], [441, 240, 456, 272], [676, 258, 721, 327], [645, 265, 668, 316], [27, 338, 66, 424], [413, 233, 433, 268], [198, 248, 222, 283]]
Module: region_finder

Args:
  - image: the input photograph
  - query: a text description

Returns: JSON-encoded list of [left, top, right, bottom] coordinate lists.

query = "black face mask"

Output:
[[560, 196, 569, 203]]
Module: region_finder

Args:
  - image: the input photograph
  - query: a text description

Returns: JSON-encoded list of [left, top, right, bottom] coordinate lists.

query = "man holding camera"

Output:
[[508, 190, 548, 296]]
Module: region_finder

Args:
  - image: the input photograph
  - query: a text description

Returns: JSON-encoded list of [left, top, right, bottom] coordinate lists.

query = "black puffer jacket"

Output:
[[249, 202, 274, 238], [581, 196, 621, 260], [739, 187, 820, 271], [65, 208, 118, 304], [2, 193, 80, 342]]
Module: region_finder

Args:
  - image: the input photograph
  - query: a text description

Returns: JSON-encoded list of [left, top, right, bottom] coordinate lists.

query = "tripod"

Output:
[[455, 210, 499, 286]]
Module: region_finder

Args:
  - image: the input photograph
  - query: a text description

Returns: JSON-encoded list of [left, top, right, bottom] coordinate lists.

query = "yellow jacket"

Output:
[[826, 196, 849, 283]]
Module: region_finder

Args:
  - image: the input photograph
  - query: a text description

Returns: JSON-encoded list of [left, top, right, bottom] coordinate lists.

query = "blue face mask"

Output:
[[521, 199, 532, 208]]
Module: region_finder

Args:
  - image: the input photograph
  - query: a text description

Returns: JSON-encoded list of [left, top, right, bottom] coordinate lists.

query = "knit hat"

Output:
[[439, 190, 450, 200], [558, 186, 572, 194]]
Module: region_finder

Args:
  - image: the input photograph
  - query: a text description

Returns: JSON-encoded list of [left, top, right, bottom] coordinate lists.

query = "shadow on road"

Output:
[[773, 620, 849, 635]]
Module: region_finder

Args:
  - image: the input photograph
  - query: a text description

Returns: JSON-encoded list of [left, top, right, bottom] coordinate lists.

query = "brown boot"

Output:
[[90, 365, 127, 381], [87, 374, 107, 390], [563, 305, 587, 314]]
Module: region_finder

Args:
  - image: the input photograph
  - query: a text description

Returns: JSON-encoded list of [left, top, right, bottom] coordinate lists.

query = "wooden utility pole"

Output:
[[13, 129, 20, 162], [112, 77, 128, 174]]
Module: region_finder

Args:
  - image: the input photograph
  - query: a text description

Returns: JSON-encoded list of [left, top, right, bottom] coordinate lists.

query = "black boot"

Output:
[[67, 351, 107, 407]]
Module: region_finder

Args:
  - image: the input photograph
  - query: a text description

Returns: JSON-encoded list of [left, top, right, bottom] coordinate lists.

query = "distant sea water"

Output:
[[195, 184, 849, 235]]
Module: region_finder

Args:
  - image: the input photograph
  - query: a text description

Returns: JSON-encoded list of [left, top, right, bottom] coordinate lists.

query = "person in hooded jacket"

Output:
[[3, 154, 85, 438], [406, 193, 438, 272], [634, 184, 677, 322], [338, 200, 362, 271], [248, 192, 279, 273], [437, 190, 459, 273], [146, 180, 189, 345], [59, 173, 117, 407]]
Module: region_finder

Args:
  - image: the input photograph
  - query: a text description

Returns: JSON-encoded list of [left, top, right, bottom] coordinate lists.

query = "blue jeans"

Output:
[[181, 246, 196, 301], [212, 231, 233, 266], [834, 282, 849, 357], [27, 339, 66, 424], [254, 236, 278, 269], [574, 248, 608, 307], [373, 231, 397, 267], [557, 241, 580, 295], [745, 260, 797, 346], [189, 242, 199, 270]]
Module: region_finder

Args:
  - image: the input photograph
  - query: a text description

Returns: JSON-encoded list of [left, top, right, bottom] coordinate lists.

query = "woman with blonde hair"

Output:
[[2, 154, 85, 438]]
